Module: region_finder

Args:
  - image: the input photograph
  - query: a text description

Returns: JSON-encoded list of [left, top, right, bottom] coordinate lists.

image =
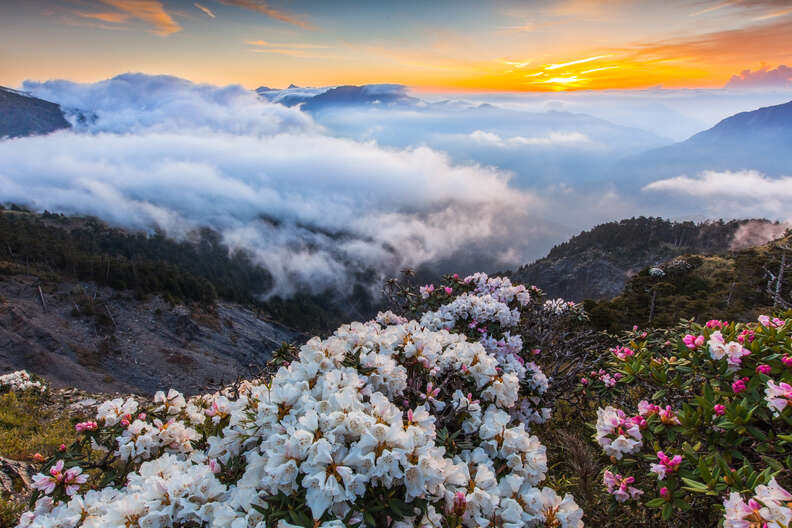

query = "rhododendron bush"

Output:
[[14, 273, 585, 528], [583, 314, 792, 526]]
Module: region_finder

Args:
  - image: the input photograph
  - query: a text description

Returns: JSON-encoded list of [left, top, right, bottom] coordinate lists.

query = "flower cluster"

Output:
[[0, 370, 46, 392], [18, 278, 583, 528], [723, 478, 792, 528], [594, 406, 642, 460], [585, 313, 792, 524]]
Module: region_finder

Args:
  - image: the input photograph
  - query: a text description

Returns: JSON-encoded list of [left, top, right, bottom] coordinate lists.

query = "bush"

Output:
[[15, 273, 585, 528], [582, 312, 792, 526]]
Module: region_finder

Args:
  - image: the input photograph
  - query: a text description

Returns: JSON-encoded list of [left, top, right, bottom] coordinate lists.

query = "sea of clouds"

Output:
[[1, 74, 790, 297]]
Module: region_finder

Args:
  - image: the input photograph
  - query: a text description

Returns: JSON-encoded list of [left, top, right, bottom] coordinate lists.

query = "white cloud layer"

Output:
[[1, 74, 550, 297], [643, 170, 792, 218]]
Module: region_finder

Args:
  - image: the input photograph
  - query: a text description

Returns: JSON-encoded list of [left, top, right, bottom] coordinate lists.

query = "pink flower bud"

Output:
[[756, 364, 771, 375], [713, 404, 726, 416], [120, 419, 130, 427], [444, 287, 453, 295], [660, 487, 670, 498], [58, 444, 66, 452], [580, 377, 588, 385]]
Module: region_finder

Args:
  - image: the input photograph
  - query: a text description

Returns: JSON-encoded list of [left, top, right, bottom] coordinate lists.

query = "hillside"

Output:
[[622, 99, 792, 181], [585, 231, 791, 332], [0, 208, 381, 394], [509, 217, 786, 301], [0, 87, 70, 138]]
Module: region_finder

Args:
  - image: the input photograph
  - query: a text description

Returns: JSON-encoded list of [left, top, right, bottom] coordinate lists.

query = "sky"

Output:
[[2, 0, 792, 91]]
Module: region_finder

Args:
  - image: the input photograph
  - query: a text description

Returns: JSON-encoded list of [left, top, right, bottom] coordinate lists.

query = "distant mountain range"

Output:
[[0, 86, 70, 138], [622, 99, 792, 182]]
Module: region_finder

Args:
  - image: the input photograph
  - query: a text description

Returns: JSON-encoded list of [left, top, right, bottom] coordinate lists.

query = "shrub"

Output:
[[15, 274, 584, 528], [584, 312, 792, 526]]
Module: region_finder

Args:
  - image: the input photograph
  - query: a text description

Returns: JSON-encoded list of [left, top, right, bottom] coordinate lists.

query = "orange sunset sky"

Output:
[[1, 0, 792, 91]]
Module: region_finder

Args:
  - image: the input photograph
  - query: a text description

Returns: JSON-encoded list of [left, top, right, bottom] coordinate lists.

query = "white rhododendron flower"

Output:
[[17, 273, 583, 528], [0, 370, 45, 392]]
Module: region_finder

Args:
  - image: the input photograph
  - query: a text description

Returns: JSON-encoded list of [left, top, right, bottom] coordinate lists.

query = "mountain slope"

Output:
[[509, 217, 786, 301], [622, 99, 792, 181], [0, 87, 70, 138]]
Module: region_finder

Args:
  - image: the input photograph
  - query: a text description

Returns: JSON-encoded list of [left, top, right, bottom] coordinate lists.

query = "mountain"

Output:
[[0, 208, 379, 394], [508, 217, 786, 301], [0, 87, 70, 138], [622, 99, 792, 182]]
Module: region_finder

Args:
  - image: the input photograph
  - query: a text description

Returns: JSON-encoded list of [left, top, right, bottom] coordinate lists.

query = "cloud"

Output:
[[76, 11, 130, 23], [193, 3, 215, 18], [623, 18, 792, 67], [215, 0, 313, 29], [470, 130, 591, 147], [96, 0, 181, 35], [3, 74, 548, 298], [643, 170, 792, 217], [725, 64, 792, 88], [247, 41, 329, 49]]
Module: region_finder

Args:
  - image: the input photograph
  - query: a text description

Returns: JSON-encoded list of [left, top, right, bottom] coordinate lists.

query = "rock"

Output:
[[0, 456, 35, 496]]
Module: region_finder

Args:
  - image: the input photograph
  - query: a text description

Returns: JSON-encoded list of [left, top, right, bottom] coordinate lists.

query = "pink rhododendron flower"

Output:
[[75, 421, 98, 432], [765, 380, 792, 414], [713, 404, 726, 416], [580, 377, 588, 385], [650, 451, 682, 480], [683, 334, 705, 349], [660, 487, 670, 498], [638, 400, 660, 417], [658, 406, 680, 425], [706, 319, 727, 329], [756, 364, 771, 375], [443, 286, 453, 295], [783, 355, 792, 368], [603, 470, 643, 502], [611, 346, 635, 361], [732, 377, 749, 394], [32, 460, 88, 496]]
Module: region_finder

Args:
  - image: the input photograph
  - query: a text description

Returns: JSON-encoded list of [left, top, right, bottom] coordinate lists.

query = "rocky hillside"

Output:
[[0, 208, 385, 395], [0, 87, 70, 138], [509, 217, 786, 301], [0, 273, 296, 395]]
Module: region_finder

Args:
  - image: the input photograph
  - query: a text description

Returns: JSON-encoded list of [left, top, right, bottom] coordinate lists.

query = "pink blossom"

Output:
[[713, 404, 726, 416], [765, 380, 792, 414], [650, 451, 682, 480], [58, 444, 66, 452], [683, 334, 705, 349], [208, 459, 220, 474], [452, 273, 459, 280], [783, 355, 792, 368], [75, 421, 98, 432], [31, 460, 87, 496], [603, 470, 643, 502], [452, 491, 467, 516], [444, 286, 453, 295], [706, 319, 727, 329], [660, 487, 670, 498], [611, 346, 635, 361], [630, 415, 647, 429], [638, 400, 660, 416], [756, 364, 771, 375], [732, 377, 749, 394], [580, 377, 589, 385], [658, 406, 680, 425]]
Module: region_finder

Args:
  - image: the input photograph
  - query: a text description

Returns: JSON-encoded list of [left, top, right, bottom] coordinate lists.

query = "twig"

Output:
[[37, 285, 47, 312]]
